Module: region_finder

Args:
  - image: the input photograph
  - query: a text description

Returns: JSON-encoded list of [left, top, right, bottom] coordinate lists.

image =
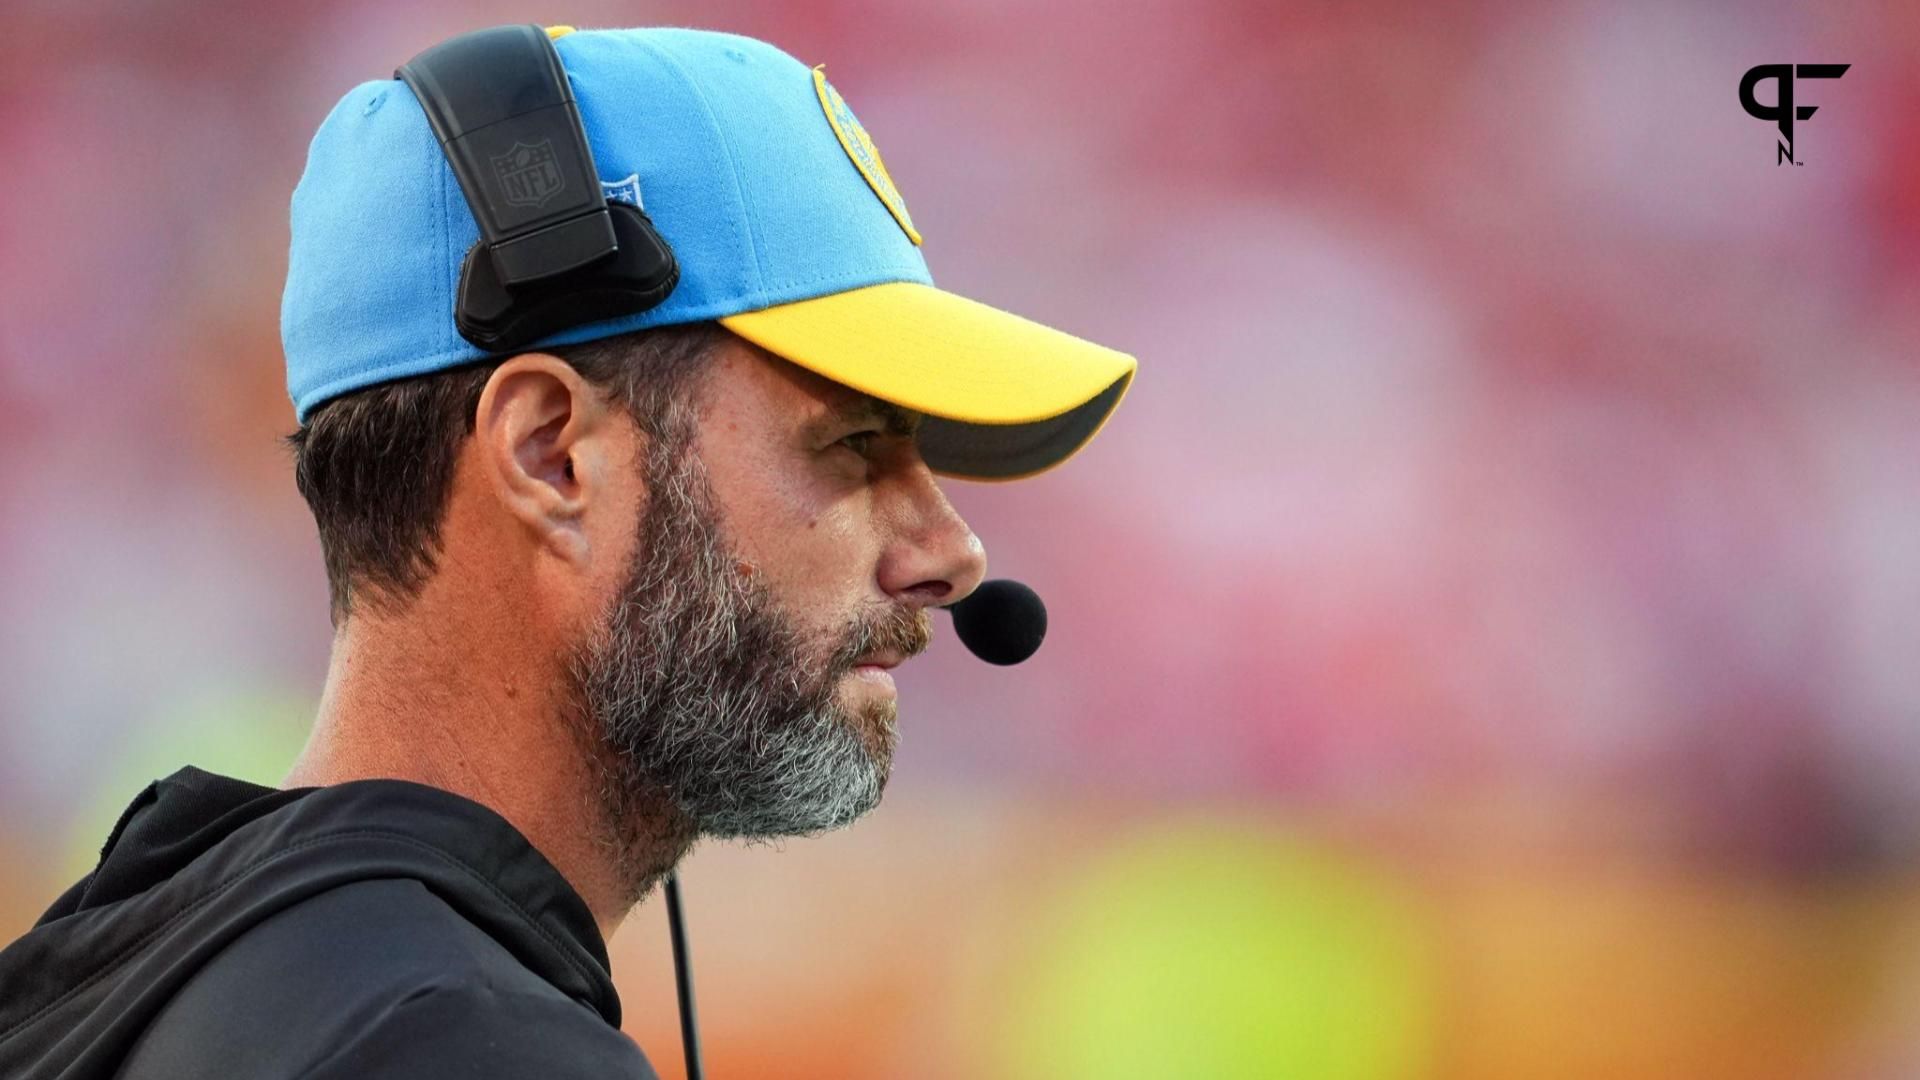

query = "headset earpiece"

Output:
[[455, 201, 678, 352], [397, 25, 678, 354]]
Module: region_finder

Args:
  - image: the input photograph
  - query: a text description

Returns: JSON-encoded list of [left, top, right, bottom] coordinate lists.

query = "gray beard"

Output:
[[567, 440, 927, 885]]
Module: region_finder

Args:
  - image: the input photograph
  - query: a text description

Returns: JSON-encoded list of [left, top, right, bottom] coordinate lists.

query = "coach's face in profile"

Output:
[[468, 330, 986, 860]]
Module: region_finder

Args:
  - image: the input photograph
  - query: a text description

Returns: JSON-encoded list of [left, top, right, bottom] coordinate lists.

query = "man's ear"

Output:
[[472, 353, 626, 565]]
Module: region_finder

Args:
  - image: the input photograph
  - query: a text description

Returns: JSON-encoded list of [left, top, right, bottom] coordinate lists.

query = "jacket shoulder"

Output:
[[296, 977, 658, 1079], [120, 879, 654, 1079]]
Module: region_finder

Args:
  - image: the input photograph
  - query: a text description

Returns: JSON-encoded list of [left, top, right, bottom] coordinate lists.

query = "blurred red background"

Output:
[[4, 1, 1919, 1076]]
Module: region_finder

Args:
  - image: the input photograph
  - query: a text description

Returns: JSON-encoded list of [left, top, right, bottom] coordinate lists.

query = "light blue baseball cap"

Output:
[[281, 25, 1134, 479]]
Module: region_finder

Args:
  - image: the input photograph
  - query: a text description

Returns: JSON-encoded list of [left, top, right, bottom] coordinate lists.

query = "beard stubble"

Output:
[[565, 442, 932, 901]]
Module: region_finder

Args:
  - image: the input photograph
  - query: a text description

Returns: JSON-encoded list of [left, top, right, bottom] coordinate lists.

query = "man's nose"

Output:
[[875, 453, 988, 610]]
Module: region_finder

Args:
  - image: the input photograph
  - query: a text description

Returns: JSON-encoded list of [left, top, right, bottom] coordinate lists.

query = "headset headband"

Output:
[[397, 25, 678, 352]]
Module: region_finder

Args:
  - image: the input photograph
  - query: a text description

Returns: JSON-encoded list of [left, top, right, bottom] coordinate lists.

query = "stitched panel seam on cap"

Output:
[[436, 96, 456, 360], [632, 36, 765, 296]]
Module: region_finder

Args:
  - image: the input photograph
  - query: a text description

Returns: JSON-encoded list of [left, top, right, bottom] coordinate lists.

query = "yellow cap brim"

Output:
[[720, 282, 1135, 480]]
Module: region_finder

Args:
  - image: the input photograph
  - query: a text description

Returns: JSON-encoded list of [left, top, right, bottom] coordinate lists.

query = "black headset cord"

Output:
[[664, 872, 705, 1080]]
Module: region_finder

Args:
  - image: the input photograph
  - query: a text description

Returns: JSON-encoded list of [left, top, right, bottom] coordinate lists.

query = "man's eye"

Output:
[[836, 431, 879, 456]]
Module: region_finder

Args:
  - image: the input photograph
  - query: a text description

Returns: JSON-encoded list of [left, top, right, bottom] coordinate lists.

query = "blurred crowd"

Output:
[[4, 1, 1919, 1076]]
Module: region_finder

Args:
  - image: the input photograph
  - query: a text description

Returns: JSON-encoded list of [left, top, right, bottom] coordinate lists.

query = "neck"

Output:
[[284, 597, 695, 942]]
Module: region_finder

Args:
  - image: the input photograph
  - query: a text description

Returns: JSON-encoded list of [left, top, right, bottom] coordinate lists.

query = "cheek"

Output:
[[714, 462, 882, 627], [747, 501, 878, 625]]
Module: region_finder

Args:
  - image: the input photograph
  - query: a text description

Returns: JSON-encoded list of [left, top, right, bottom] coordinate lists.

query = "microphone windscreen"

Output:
[[948, 579, 1047, 665]]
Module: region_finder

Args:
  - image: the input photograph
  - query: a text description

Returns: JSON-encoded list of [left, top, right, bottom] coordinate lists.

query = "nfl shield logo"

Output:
[[491, 139, 564, 209]]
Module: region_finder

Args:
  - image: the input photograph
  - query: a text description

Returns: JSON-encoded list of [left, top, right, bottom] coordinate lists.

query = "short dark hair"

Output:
[[288, 323, 724, 624]]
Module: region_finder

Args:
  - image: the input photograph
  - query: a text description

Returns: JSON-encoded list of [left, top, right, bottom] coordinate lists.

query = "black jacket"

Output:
[[0, 767, 658, 1078]]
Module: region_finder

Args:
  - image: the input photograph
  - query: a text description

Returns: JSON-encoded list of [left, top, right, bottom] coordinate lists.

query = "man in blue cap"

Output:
[[0, 25, 1132, 1078]]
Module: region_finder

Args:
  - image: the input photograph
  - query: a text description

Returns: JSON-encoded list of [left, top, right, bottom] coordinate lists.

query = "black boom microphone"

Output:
[[946, 579, 1048, 665]]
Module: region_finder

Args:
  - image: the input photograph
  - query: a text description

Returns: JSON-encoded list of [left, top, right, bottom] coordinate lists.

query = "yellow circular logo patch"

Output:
[[813, 67, 922, 246]]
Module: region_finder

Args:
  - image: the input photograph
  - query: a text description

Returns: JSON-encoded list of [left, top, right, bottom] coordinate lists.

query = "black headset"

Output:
[[397, 25, 679, 354]]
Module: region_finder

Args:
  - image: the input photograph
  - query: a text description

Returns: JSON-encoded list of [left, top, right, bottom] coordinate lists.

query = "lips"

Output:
[[837, 606, 932, 677]]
